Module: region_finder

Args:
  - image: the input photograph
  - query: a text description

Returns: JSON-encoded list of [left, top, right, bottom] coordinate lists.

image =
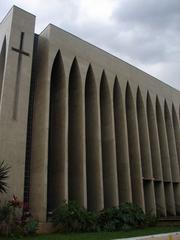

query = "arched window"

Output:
[[0, 37, 6, 101], [47, 50, 66, 212]]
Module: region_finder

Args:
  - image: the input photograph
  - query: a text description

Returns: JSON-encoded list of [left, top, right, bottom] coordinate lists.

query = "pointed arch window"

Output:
[[0, 37, 6, 101]]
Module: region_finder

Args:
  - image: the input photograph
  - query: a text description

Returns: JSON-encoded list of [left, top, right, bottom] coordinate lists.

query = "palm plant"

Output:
[[0, 161, 10, 194]]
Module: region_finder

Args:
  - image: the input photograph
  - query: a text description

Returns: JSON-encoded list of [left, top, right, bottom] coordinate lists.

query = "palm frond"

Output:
[[0, 161, 10, 194]]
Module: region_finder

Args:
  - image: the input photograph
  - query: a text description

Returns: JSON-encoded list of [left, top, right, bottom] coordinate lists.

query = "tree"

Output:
[[0, 161, 10, 194]]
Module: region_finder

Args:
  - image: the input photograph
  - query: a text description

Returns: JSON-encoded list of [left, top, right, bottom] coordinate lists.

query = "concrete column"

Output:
[[164, 102, 180, 182], [156, 98, 172, 180], [125, 83, 145, 211], [100, 71, 119, 208], [171, 105, 180, 215], [137, 89, 153, 178], [146, 93, 166, 216], [68, 58, 86, 207], [30, 35, 49, 222], [147, 93, 163, 179], [113, 78, 132, 203], [156, 98, 176, 216], [172, 105, 180, 172], [136, 88, 156, 214], [85, 65, 104, 211], [154, 181, 167, 216], [143, 181, 156, 214], [164, 182, 176, 216], [164, 102, 180, 215], [47, 51, 67, 212], [173, 183, 180, 215]]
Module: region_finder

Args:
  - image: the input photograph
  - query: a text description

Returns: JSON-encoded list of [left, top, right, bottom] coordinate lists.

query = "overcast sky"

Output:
[[0, 0, 180, 90]]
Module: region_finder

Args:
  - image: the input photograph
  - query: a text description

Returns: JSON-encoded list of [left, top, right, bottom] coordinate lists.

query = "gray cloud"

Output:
[[112, 0, 180, 63], [59, 0, 180, 90], [110, 0, 180, 89], [115, 0, 180, 31], [0, 0, 180, 90]]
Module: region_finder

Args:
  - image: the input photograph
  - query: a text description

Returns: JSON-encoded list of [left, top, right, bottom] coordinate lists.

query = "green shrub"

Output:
[[23, 218, 39, 236], [52, 201, 98, 232], [0, 201, 21, 236], [0, 203, 12, 223], [98, 203, 154, 231], [0, 197, 39, 237], [119, 202, 146, 228], [52, 201, 157, 233], [98, 207, 122, 231], [79, 209, 98, 232]]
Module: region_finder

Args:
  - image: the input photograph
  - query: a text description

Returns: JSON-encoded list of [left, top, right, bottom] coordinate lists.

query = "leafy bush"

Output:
[[52, 201, 157, 233], [119, 202, 146, 229], [52, 201, 98, 232], [23, 218, 39, 236], [0, 203, 12, 223], [98, 203, 156, 231], [0, 200, 22, 236], [79, 209, 98, 232], [98, 207, 121, 231], [0, 196, 39, 237]]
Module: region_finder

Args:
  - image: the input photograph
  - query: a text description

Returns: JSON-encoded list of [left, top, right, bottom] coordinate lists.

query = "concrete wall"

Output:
[[30, 24, 180, 222]]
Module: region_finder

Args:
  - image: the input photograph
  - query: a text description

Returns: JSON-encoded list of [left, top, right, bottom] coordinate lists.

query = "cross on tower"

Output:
[[12, 32, 30, 120]]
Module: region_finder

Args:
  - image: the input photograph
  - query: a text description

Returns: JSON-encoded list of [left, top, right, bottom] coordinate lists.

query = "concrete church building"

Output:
[[0, 6, 180, 224]]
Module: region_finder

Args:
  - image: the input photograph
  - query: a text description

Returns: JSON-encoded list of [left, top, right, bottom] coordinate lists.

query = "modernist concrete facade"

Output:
[[0, 6, 180, 223]]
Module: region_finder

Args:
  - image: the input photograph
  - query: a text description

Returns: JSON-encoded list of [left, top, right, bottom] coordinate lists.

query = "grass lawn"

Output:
[[1, 227, 180, 240]]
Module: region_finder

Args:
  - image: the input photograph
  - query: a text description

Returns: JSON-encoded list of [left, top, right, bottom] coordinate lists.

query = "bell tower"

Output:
[[0, 6, 35, 201]]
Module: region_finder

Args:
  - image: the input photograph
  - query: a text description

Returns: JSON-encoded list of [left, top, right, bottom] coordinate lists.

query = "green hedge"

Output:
[[52, 201, 157, 233], [52, 201, 98, 232]]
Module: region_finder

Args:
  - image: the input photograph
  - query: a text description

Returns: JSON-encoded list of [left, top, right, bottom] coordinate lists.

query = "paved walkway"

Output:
[[114, 232, 180, 240]]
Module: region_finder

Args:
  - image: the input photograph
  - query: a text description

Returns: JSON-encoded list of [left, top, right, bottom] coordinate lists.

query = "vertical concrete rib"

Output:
[[156, 98, 172, 180], [0, 37, 6, 101], [154, 182, 167, 217], [143, 181, 156, 214], [147, 94, 163, 179], [173, 183, 180, 215], [100, 71, 119, 208], [47, 51, 67, 212], [136, 88, 156, 214], [172, 104, 180, 171], [156, 97, 176, 215], [85, 65, 104, 211], [164, 101, 180, 214], [113, 78, 132, 203], [68, 58, 86, 207], [164, 182, 176, 215], [125, 83, 145, 211], [146, 93, 166, 216], [137, 89, 153, 178], [164, 101, 180, 181]]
